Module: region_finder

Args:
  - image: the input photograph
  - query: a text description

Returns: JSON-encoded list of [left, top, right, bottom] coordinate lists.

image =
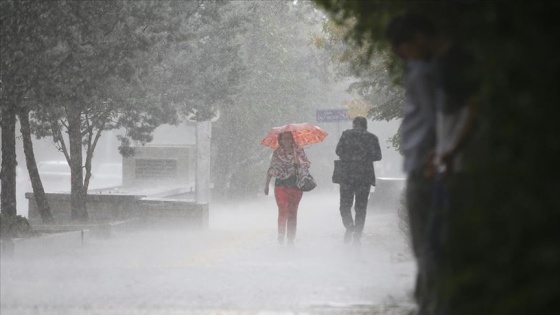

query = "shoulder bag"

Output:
[[295, 165, 316, 192]]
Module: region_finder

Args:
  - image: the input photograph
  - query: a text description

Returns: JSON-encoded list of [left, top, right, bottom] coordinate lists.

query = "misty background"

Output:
[[3, 0, 559, 314], [3, 0, 404, 218], [1, 1, 413, 314]]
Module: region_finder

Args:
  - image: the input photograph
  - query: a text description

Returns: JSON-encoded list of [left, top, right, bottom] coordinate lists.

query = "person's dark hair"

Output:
[[353, 116, 368, 129], [385, 14, 436, 46], [278, 131, 293, 142]]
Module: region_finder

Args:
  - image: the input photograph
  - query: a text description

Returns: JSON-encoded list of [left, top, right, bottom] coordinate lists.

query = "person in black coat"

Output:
[[335, 116, 382, 244]]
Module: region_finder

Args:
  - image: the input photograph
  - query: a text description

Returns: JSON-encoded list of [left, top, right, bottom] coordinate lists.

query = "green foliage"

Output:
[[313, 1, 560, 314], [2, 0, 245, 220], [154, 0, 245, 122], [27, 0, 192, 148], [0, 213, 33, 239], [313, 18, 404, 123]]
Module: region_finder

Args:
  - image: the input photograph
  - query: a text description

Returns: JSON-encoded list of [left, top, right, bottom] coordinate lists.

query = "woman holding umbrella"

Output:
[[264, 131, 311, 245]]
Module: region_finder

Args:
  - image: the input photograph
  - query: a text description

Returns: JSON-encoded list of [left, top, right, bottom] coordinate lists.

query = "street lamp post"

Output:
[[195, 120, 211, 204], [188, 108, 219, 205]]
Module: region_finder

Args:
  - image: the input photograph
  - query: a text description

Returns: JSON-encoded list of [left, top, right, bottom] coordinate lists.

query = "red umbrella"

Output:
[[260, 123, 328, 149]]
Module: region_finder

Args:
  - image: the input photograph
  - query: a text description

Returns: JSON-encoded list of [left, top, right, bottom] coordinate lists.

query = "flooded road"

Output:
[[1, 193, 414, 314]]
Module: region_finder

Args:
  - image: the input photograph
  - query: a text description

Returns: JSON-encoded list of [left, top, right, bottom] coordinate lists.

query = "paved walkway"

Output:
[[1, 192, 415, 315]]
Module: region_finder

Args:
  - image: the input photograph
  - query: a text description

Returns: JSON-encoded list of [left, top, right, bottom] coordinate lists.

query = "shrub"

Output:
[[0, 213, 32, 239]]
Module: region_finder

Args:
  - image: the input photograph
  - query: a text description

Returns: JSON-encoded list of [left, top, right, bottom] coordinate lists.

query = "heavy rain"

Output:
[[1, 1, 558, 315]]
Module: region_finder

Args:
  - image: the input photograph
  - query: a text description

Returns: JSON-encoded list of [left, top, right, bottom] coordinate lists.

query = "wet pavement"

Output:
[[1, 192, 415, 315]]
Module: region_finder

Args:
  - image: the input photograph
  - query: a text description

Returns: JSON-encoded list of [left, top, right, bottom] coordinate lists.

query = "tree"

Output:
[[150, 0, 245, 122], [19, 0, 226, 221], [0, 0, 54, 222], [314, 19, 403, 121], [0, 89, 17, 217], [22, 1, 153, 221], [19, 102, 54, 223], [313, 1, 560, 314]]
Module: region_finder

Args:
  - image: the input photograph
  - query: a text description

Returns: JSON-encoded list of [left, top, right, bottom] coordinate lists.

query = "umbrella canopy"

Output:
[[260, 123, 328, 149]]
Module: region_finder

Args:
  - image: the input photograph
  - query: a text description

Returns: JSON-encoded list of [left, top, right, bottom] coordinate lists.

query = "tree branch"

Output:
[[52, 119, 71, 163]]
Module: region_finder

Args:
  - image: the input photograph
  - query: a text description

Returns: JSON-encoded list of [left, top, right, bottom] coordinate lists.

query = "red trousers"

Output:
[[274, 186, 303, 241]]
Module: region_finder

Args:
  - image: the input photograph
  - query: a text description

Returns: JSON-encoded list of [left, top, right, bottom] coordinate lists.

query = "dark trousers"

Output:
[[406, 171, 435, 315], [339, 182, 371, 238], [433, 173, 471, 315]]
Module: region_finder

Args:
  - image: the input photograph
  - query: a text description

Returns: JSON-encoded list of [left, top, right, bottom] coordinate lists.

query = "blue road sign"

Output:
[[316, 109, 350, 123]]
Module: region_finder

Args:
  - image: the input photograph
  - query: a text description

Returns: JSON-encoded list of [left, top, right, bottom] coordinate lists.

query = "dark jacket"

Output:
[[335, 128, 382, 185]]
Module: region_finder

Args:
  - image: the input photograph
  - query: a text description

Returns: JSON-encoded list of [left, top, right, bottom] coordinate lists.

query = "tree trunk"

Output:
[[0, 103, 18, 216], [67, 106, 88, 222], [18, 107, 54, 223]]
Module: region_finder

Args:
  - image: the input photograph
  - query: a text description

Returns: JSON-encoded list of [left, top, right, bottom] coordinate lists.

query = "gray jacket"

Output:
[[401, 60, 437, 173]]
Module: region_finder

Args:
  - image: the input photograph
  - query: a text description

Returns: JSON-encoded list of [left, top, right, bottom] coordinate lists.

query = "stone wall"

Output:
[[26, 192, 208, 229], [26, 193, 143, 224], [26, 144, 203, 228]]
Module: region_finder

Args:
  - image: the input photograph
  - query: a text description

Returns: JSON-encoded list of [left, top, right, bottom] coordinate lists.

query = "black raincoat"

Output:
[[335, 128, 382, 185]]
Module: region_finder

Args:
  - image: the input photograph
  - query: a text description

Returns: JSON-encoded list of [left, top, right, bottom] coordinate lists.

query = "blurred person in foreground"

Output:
[[334, 116, 382, 245], [264, 131, 311, 246], [428, 15, 479, 315], [386, 14, 439, 315], [387, 13, 479, 315]]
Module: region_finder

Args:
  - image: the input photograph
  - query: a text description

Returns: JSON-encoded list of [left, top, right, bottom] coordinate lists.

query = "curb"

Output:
[[0, 229, 89, 259]]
